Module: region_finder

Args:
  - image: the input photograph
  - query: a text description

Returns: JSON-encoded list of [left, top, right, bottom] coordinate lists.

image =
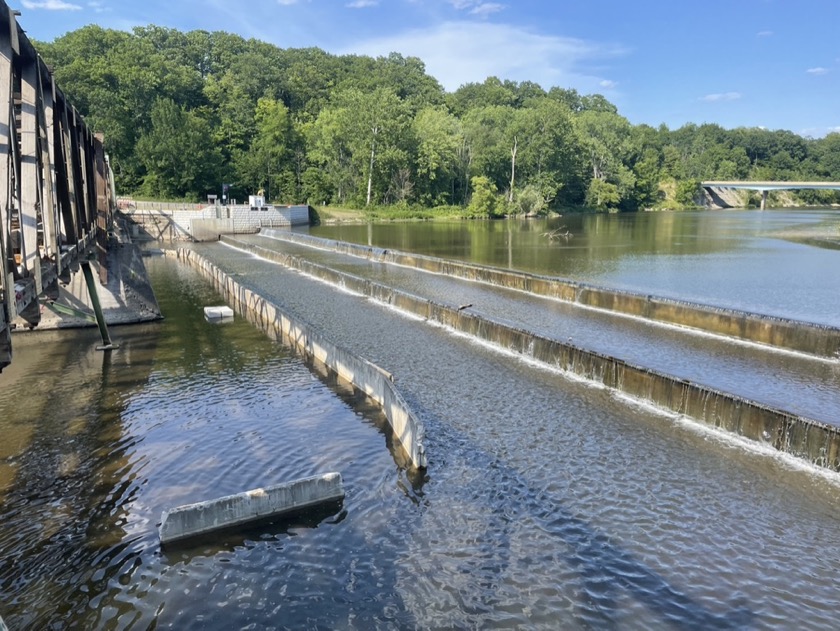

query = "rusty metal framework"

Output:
[[0, 1, 114, 371]]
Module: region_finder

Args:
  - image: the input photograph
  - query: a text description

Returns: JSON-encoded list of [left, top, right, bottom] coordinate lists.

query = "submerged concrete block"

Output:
[[203, 305, 234, 319], [159, 472, 344, 544]]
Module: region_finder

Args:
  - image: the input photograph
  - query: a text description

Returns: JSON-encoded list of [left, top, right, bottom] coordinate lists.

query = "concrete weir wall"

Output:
[[171, 248, 427, 470], [261, 230, 840, 360], [159, 473, 344, 544], [229, 236, 840, 472]]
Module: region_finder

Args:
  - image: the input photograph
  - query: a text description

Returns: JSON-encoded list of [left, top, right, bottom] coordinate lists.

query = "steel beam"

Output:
[[0, 0, 115, 370], [0, 4, 16, 337]]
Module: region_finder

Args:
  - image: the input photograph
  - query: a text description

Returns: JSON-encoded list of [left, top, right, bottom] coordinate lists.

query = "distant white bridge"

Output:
[[701, 181, 840, 209]]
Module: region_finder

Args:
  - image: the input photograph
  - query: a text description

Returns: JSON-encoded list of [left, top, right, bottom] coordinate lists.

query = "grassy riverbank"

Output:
[[314, 204, 475, 223], [310, 203, 601, 224]]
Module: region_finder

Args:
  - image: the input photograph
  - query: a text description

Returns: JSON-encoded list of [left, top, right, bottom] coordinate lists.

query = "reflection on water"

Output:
[[0, 256, 412, 629], [312, 209, 840, 325], [1, 245, 839, 629]]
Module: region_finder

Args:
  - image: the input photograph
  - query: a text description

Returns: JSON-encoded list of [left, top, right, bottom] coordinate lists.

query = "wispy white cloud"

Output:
[[21, 0, 82, 10], [469, 3, 504, 17], [806, 67, 829, 75], [342, 21, 625, 93], [347, 0, 378, 7], [599, 79, 617, 89], [277, 0, 299, 5], [756, 30, 773, 37], [87, 1, 108, 13], [799, 126, 840, 138], [700, 92, 742, 102], [449, 0, 505, 17]]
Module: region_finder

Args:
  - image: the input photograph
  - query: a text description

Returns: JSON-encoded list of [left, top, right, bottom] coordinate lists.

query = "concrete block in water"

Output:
[[203, 305, 234, 319], [159, 472, 344, 544]]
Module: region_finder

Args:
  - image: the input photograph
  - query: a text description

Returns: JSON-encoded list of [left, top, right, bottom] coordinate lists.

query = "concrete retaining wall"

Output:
[[172, 248, 427, 470], [261, 230, 840, 360], [18, 237, 161, 330], [122, 205, 310, 241], [229, 205, 310, 233], [191, 219, 235, 242], [231, 235, 840, 472]]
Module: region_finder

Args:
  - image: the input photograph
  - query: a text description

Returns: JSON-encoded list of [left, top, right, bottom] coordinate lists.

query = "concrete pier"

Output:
[[261, 230, 840, 360], [159, 473, 344, 544], [172, 248, 427, 470], [227, 236, 840, 472]]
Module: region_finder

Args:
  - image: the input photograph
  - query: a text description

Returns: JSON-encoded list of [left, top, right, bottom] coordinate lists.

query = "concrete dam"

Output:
[[4, 219, 840, 628], [190, 229, 840, 473]]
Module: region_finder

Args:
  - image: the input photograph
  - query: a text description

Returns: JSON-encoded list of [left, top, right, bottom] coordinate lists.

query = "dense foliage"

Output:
[[36, 26, 840, 212]]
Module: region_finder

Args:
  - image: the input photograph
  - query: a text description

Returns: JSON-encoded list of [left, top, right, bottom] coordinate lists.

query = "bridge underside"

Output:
[[701, 181, 840, 210], [1, 2, 115, 371]]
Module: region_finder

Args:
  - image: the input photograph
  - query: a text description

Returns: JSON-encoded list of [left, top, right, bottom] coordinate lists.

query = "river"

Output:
[[0, 209, 839, 629], [311, 208, 840, 326]]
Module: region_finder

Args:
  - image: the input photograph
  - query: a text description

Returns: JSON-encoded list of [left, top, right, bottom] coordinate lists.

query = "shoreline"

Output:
[[767, 218, 840, 248]]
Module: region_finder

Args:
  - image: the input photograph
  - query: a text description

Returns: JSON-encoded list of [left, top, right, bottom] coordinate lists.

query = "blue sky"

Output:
[[11, 0, 840, 137]]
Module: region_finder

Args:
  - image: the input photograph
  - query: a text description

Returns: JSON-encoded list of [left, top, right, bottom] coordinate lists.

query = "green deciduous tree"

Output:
[[413, 107, 463, 206], [467, 175, 503, 218], [37, 22, 840, 211], [136, 98, 220, 200], [234, 97, 293, 201], [585, 178, 620, 211], [575, 110, 636, 210], [328, 88, 413, 206]]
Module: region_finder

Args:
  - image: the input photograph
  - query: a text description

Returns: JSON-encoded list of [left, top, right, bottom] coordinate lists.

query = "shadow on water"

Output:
[[413, 402, 755, 629], [189, 241, 757, 628], [0, 326, 160, 628], [1, 253, 757, 629]]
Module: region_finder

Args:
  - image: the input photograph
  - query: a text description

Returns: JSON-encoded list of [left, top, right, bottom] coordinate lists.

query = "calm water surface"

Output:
[[312, 208, 840, 326], [1, 213, 839, 629]]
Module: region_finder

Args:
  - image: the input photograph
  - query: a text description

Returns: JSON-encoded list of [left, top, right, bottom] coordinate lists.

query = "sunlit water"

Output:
[[312, 208, 840, 326], [1, 212, 840, 629], [237, 232, 840, 425]]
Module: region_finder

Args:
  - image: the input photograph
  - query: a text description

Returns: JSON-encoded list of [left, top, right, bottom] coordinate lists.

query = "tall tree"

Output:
[[574, 110, 635, 210], [235, 98, 293, 201], [322, 88, 412, 206], [136, 98, 221, 200], [413, 107, 463, 206]]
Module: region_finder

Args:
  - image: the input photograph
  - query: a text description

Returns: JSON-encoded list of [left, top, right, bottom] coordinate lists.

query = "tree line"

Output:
[[36, 25, 840, 214]]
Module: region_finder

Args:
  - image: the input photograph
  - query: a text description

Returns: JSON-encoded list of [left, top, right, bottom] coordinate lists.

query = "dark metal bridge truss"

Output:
[[0, 1, 115, 371]]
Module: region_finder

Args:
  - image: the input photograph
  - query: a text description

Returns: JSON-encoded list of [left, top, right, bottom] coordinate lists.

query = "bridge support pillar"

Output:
[[81, 260, 117, 351], [760, 190, 768, 211]]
